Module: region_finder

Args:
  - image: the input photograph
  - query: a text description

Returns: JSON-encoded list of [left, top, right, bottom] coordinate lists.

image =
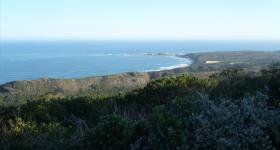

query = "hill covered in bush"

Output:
[[0, 63, 279, 149]]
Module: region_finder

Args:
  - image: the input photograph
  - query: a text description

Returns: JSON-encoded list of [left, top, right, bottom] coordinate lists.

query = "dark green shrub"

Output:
[[83, 115, 136, 150]]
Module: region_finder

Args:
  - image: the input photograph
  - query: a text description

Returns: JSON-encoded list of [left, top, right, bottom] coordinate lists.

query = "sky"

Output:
[[1, 0, 280, 40]]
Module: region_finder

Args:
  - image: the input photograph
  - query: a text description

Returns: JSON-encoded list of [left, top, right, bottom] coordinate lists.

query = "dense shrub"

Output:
[[83, 115, 136, 150], [187, 93, 279, 149], [1, 65, 280, 149], [130, 93, 280, 149], [210, 64, 280, 105], [138, 75, 217, 105]]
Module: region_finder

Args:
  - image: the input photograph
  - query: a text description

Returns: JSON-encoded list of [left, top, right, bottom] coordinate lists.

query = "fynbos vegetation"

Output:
[[0, 63, 279, 149]]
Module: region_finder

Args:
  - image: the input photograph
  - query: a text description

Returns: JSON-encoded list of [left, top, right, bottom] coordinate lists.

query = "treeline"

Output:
[[0, 63, 280, 149]]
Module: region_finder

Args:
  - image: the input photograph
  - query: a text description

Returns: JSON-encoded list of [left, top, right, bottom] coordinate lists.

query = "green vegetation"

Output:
[[184, 51, 280, 72], [0, 73, 151, 106], [0, 63, 280, 149]]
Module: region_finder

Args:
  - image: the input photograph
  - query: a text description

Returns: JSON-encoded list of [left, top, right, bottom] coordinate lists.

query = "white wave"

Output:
[[144, 63, 190, 72], [159, 64, 189, 70]]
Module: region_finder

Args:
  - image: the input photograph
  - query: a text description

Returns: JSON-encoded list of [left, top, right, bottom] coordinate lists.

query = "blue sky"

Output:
[[1, 0, 280, 40]]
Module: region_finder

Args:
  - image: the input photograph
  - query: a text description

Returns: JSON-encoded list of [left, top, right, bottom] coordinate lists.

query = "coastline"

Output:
[[2, 50, 280, 85], [1, 51, 280, 104], [143, 54, 192, 72], [1, 50, 280, 85], [0, 53, 192, 85]]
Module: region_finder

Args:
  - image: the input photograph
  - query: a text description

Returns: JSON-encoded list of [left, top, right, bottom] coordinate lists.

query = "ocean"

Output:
[[0, 40, 280, 84]]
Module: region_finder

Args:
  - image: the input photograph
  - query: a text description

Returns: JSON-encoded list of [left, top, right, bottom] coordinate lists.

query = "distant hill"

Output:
[[182, 51, 280, 72]]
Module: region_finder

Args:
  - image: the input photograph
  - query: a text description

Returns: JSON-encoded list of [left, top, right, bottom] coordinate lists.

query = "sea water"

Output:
[[0, 40, 279, 84]]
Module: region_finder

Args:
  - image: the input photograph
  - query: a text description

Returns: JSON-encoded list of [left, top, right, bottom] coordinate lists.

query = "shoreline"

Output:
[[143, 54, 192, 72], [1, 50, 280, 85], [2, 50, 280, 85], [0, 53, 193, 85], [1, 50, 280, 103]]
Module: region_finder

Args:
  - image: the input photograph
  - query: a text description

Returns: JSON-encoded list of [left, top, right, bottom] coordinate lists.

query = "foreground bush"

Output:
[[83, 115, 136, 149], [129, 93, 280, 149]]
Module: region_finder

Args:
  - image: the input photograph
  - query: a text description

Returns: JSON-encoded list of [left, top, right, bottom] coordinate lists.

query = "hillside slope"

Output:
[[0, 72, 151, 106]]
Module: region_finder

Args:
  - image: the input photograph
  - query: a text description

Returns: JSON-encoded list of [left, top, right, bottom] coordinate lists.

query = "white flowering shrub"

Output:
[[184, 93, 279, 150]]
